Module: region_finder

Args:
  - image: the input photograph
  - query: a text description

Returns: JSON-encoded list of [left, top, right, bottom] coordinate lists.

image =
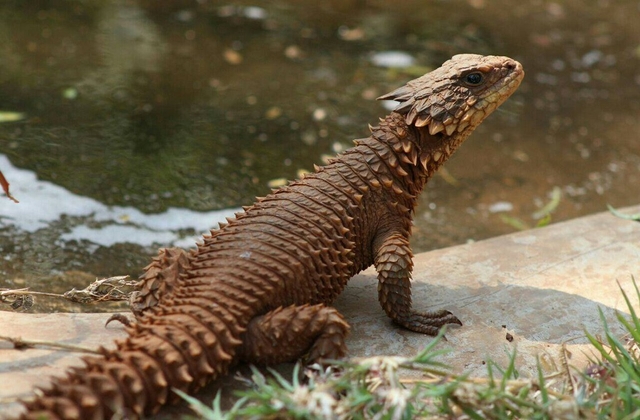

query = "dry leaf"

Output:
[[0, 169, 19, 203]]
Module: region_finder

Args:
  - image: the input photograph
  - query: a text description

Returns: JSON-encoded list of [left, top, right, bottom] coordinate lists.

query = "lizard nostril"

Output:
[[505, 60, 524, 75]]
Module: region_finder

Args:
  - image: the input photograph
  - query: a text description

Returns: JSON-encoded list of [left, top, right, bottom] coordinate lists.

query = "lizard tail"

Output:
[[21, 290, 246, 420]]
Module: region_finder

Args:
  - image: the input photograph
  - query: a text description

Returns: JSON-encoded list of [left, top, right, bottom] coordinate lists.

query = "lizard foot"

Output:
[[393, 309, 462, 336]]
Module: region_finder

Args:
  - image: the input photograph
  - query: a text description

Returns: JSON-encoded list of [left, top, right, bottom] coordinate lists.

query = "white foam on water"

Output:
[[370, 51, 416, 68], [0, 154, 239, 248]]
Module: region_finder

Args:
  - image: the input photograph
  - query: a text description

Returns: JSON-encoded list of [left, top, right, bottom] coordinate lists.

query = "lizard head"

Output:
[[378, 54, 524, 141]]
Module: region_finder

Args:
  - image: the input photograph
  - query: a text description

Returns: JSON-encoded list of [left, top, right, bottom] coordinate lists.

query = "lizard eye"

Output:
[[463, 72, 484, 86]]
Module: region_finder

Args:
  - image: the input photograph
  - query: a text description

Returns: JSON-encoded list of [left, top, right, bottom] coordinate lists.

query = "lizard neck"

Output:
[[366, 112, 467, 207]]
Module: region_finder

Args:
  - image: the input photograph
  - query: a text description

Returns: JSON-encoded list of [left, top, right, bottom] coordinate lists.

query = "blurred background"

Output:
[[0, 0, 638, 311]]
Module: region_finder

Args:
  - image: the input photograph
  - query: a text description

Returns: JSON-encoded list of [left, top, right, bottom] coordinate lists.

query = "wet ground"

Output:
[[0, 0, 639, 312]]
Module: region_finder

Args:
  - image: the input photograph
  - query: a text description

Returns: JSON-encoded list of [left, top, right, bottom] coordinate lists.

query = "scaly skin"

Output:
[[21, 54, 524, 419]]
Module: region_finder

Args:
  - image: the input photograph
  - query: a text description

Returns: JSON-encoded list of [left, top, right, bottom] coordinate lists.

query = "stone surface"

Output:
[[1, 205, 638, 419]]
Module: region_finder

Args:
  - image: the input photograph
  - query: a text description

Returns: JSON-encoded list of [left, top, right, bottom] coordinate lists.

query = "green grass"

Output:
[[177, 276, 640, 419], [500, 186, 561, 231], [607, 204, 640, 222]]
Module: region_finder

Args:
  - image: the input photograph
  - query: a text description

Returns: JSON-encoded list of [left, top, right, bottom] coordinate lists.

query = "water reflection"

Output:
[[0, 0, 638, 310]]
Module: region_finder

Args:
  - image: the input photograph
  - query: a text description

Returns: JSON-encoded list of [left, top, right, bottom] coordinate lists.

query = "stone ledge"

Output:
[[1, 205, 638, 419]]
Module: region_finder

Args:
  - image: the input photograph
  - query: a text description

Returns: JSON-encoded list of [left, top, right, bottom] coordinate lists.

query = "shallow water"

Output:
[[1, 0, 638, 312]]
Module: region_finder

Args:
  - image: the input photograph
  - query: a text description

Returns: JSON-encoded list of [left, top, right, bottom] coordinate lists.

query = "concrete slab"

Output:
[[341, 204, 639, 379], [0, 313, 125, 418], [1, 205, 639, 419]]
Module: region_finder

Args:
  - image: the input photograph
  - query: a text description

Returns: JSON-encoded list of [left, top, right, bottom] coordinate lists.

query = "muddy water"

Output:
[[0, 0, 638, 312]]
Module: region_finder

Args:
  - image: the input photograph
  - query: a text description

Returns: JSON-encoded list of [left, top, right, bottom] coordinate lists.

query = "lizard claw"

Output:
[[105, 313, 133, 328]]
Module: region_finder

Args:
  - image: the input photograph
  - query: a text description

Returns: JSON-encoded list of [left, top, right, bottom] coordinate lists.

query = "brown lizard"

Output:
[[21, 54, 524, 419]]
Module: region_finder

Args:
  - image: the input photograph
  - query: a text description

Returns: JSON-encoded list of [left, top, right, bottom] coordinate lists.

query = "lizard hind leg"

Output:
[[238, 304, 350, 365], [130, 247, 194, 318]]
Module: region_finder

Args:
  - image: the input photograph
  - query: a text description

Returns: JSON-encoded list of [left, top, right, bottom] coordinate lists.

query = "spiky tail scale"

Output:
[[22, 285, 245, 419]]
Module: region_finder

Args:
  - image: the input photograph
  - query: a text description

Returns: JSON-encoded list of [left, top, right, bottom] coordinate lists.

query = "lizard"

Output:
[[20, 53, 524, 419]]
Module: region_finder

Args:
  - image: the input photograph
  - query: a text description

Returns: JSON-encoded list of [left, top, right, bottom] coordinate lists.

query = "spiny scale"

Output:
[[22, 54, 523, 419]]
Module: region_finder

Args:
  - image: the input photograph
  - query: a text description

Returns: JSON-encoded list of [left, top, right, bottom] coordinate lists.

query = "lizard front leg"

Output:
[[374, 229, 462, 335]]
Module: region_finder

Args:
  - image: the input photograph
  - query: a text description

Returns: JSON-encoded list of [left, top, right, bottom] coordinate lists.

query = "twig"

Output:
[[562, 342, 577, 393], [0, 335, 101, 354], [62, 275, 136, 303], [1, 288, 65, 299], [0, 275, 137, 310]]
